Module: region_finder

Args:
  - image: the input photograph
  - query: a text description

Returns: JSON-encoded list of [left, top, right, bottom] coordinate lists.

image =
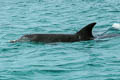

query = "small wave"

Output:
[[112, 23, 120, 30]]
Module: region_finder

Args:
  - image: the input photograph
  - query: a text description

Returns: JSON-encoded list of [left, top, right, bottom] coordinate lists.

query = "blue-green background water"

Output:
[[0, 0, 120, 80]]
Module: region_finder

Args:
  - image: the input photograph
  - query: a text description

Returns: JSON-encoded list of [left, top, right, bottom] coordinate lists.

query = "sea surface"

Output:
[[0, 0, 120, 80]]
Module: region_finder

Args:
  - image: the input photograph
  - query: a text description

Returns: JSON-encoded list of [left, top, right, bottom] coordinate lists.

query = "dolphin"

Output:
[[10, 22, 96, 43]]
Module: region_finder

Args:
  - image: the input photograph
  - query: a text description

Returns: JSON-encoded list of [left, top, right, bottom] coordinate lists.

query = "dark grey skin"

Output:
[[10, 22, 96, 43]]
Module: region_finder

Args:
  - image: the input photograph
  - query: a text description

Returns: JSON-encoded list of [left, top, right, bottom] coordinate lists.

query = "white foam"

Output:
[[112, 23, 120, 30]]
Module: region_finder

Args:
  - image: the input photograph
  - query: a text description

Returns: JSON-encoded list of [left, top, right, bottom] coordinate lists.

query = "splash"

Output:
[[112, 23, 120, 30]]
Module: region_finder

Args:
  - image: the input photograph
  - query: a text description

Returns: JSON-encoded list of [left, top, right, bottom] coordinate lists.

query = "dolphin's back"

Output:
[[10, 22, 96, 43], [23, 34, 78, 42]]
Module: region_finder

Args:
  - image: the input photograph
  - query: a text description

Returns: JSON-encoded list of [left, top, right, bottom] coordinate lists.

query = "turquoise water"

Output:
[[0, 0, 120, 80]]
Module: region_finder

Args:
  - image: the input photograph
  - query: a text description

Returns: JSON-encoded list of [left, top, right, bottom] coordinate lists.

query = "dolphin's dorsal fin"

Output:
[[76, 22, 96, 40]]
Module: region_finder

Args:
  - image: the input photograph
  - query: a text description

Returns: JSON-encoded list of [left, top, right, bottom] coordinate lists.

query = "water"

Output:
[[0, 0, 120, 80]]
